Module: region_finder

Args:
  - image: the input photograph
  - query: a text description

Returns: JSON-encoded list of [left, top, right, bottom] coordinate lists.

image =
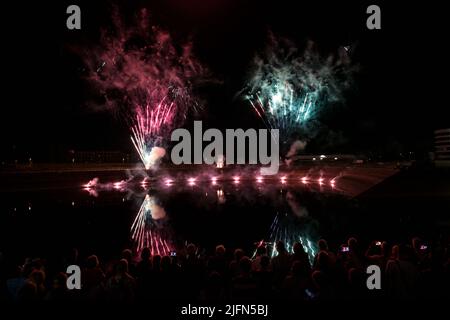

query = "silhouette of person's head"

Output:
[[116, 259, 129, 275], [87, 255, 99, 269], [348, 237, 358, 251], [215, 245, 226, 257], [141, 247, 151, 261], [234, 248, 245, 261], [187, 243, 197, 256], [293, 242, 306, 255], [239, 256, 252, 274], [412, 237, 422, 253], [318, 239, 328, 251], [122, 249, 133, 263], [391, 245, 399, 259], [30, 269, 45, 287], [276, 241, 286, 254]]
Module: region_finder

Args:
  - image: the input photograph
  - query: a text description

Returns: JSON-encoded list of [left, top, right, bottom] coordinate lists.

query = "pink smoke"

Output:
[[83, 7, 208, 122]]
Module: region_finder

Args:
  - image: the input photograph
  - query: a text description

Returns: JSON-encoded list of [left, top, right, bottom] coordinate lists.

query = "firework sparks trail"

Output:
[[249, 87, 320, 139], [130, 98, 174, 170]]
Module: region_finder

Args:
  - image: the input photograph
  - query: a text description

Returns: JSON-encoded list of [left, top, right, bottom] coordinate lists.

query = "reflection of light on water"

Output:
[[165, 178, 173, 187], [84, 187, 98, 197], [188, 177, 196, 186], [113, 181, 126, 190], [216, 154, 225, 168], [141, 178, 149, 187], [217, 188, 226, 204], [330, 179, 336, 188], [256, 176, 263, 183], [280, 176, 287, 184], [233, 176, 240, 184], [211, 176, 218, 185]]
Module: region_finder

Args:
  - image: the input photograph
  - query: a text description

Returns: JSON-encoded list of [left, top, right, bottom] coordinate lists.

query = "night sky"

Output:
[[1, 1, 448, 162]]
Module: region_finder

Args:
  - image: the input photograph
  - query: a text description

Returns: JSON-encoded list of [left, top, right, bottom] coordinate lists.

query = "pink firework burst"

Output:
[[130, 98, 174, 170]]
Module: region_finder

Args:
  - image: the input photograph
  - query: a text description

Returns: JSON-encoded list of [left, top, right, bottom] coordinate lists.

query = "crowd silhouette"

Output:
[[2, 236, 449, 302]]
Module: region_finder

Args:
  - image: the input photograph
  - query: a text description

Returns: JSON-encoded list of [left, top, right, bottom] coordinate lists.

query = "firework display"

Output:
[[243, 35, 356, 141], [84, 8, 207, 171], [81, 10, 357, 259], [4, 0, 446, 307]]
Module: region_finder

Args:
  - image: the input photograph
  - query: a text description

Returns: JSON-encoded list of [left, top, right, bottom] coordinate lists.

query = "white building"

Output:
[[434, 128, 450, 167]]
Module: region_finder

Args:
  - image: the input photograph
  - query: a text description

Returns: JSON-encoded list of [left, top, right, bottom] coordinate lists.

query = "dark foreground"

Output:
[[1, 164, 449, 307]]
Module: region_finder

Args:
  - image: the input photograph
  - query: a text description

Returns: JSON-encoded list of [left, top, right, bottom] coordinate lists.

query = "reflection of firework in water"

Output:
[[253, 189, 320, 264], [130, 99, 173, 170], [216, 154, 225, 169], [216, 188, 226, 204], [243, 34, 356, 141], [266, 212, 317, 265], [131, 195, 172, 254]]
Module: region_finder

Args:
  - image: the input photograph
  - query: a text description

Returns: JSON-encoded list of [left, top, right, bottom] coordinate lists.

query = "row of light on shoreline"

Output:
[[140, 175, 337, 188], [83, 175, 338, 193]]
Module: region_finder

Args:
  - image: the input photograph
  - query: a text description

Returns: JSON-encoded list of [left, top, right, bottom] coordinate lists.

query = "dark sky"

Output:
[[1, 0, 448, 161]]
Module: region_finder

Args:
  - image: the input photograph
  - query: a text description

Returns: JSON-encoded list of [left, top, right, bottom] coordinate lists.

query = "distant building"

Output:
[[434, 128, 450, 167], [287, 154, 360, 164], [71, 150, 130, 163]]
